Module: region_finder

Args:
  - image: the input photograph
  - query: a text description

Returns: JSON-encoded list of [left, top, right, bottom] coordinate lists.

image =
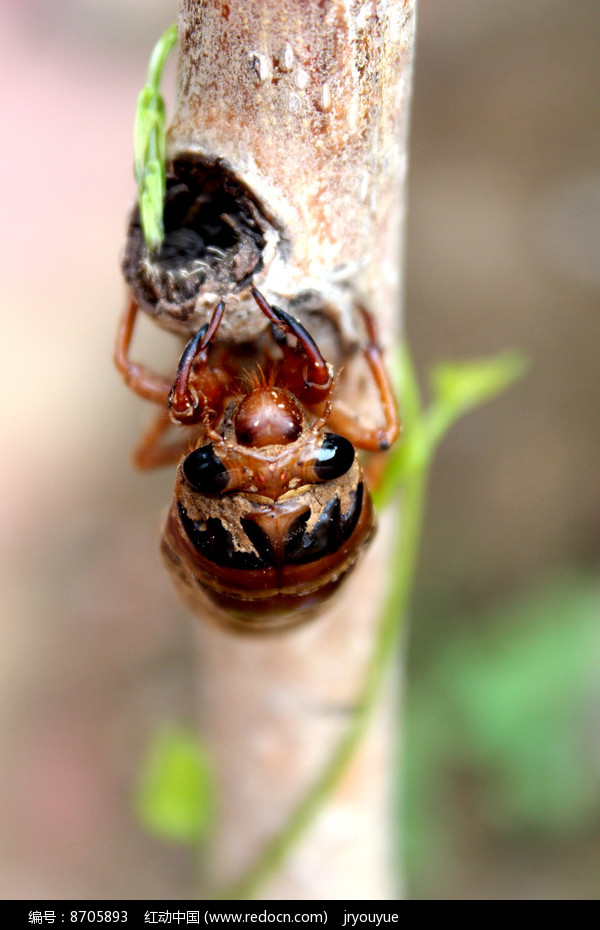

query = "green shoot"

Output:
[[133, 23, 178, 254]]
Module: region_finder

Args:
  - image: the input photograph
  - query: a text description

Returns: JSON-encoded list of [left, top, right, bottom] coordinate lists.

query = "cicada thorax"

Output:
[[160, 385, 375, 631]]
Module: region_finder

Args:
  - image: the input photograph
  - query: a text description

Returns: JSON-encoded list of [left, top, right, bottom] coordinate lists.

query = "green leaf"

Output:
[[425, 349, 528, 449], [374, 347, 528, 510], [135, 725, 215, 844]]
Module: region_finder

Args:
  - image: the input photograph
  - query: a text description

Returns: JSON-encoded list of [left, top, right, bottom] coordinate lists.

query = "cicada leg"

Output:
[[132, 407, 200, 470], [327, 306, 400, 452], [114, 297, 172, 404], [251, 287, 334, 404], [167, 299, 225, 425]]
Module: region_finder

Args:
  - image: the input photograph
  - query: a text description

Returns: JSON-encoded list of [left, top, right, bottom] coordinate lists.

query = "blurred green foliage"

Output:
[[404, 573, 600, 882], [135, 724, 215, 844]]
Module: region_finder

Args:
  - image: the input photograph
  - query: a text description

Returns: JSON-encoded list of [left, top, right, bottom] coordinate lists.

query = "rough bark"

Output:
[[170, 0, 416, 899]]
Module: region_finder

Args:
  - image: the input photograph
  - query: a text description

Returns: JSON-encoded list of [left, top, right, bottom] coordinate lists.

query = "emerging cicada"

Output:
[[115, 288, 399, 631]]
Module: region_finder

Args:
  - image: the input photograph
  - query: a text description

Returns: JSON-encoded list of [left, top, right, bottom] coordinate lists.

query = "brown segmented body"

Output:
[[160, 396, 376, 631]]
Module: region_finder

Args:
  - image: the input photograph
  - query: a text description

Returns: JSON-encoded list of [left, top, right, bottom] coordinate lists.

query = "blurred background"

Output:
[[0, 0, 598, 900]]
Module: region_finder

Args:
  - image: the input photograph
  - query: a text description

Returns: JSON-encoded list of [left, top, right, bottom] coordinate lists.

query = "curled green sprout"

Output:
[[133, 23, 178, 254]]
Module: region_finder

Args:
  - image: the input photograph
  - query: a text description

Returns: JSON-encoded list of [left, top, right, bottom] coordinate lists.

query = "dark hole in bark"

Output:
[[122, 155, 274, 330]]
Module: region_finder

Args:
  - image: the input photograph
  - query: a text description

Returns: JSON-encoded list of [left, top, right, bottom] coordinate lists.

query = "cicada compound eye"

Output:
[[182, 444, 230, 494], [313, 433, 355, 480]]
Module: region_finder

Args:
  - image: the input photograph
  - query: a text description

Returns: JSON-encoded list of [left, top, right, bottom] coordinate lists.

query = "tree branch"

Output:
[[167, 0, 416, 899]]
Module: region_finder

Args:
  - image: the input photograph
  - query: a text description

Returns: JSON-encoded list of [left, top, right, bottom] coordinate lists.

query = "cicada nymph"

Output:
[[115, 288, 399, 631]]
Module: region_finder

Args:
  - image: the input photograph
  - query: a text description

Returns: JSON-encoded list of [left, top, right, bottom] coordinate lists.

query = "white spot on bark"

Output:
[[318, 83, 332, 112], [280, 43, 294, 72], [248, 52, 271, 83], [295, 68, 309, 90]]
